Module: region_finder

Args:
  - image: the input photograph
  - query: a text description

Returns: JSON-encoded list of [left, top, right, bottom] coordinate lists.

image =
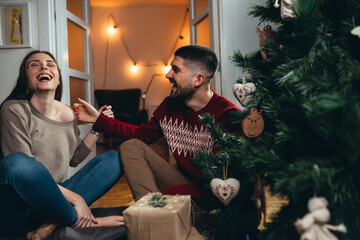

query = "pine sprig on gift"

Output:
[[148, 194, 167, 208]]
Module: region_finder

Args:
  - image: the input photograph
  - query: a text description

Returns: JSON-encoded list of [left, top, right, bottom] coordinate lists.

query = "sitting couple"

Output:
[[0, 45, 258, 239]]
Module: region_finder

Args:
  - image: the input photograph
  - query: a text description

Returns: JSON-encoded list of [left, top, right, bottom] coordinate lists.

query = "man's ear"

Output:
[[194, 73, 205, 88]]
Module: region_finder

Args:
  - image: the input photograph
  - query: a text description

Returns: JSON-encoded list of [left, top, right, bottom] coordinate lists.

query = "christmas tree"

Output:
[[196, 0, 360, 239]]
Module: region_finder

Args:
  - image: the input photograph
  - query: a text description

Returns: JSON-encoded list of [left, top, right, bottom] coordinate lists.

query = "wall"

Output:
[[0, 0, 55, 103], [218, 0, 265, 110], [91, 4, 190, 114]]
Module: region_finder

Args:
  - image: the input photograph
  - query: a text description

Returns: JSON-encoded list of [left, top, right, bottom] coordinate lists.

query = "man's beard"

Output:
[[170, 83, 195, 102]]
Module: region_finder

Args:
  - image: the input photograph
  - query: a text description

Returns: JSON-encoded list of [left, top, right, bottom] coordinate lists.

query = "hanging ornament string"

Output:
[[223, 158, 229, 181], [351, 17, 360, 38]]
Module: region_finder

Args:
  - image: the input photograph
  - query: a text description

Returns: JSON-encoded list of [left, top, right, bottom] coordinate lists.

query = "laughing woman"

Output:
[[0, 50, 124, 240]]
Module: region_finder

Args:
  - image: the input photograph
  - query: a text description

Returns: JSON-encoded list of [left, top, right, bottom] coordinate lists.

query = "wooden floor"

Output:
[[90, 174, 134, 208], [90, 143, 134, 208], [90, 143, 288, 229]]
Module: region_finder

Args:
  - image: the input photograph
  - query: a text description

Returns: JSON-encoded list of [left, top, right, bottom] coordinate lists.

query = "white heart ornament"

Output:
[[233, 83, 256, 107], [210, 178, 240, 206], [351, 26, 360, 38]]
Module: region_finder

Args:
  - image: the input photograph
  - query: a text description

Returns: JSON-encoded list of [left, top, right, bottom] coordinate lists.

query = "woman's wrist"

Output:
[[71, 192, 84, 205], [90, 128, 100, 137], [93, 111, 100, 123]]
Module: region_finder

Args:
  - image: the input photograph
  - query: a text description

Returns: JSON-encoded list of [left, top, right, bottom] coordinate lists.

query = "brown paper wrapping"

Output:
[[187, 227, 205, 240], [124, 195, 195, 240]]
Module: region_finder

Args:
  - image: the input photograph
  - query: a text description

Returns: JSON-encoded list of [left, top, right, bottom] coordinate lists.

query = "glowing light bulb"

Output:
[[108, 26, 116, 35], [164, 65, 171, 73], [131, 64, 139, 73]]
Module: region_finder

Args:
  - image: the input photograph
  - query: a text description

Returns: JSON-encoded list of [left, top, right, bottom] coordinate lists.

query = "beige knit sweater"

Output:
[[0, 99, 91, 183]]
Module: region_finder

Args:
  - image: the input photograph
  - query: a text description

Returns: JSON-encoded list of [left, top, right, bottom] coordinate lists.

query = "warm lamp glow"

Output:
[[130, 64, 139, 73], [108, 26, 116, 35], [164, 65, 171, 73]]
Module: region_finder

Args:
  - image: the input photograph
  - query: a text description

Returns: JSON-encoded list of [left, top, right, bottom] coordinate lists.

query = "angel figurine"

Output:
[[294, 196, 347, 240]]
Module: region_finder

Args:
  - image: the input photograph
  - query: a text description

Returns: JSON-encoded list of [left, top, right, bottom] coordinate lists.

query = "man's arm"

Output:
[[74, 98, 164, 144], [93, 114, 164, 145]]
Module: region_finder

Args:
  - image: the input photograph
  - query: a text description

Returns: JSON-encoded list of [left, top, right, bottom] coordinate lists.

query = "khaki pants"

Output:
[[119, 139, 190, 200]]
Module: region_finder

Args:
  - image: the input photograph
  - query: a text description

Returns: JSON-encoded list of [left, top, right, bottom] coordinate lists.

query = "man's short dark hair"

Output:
[[174, 45, 218, 82]]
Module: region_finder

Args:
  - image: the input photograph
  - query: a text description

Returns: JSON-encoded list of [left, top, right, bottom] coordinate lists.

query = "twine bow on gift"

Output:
[[148, 193, 168, 208]]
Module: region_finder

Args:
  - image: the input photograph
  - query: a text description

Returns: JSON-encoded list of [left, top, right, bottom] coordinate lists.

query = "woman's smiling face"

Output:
[[26, 53, 60, 93]]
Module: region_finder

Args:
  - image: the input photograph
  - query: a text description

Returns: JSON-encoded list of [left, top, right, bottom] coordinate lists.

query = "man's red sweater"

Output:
[[93, 90, 241, 199]]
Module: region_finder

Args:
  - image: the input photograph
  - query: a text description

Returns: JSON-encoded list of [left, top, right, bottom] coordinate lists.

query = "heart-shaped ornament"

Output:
[[233, 83, 256, 107], [210, 178, 240, 206], [351, 26, 360, 38]]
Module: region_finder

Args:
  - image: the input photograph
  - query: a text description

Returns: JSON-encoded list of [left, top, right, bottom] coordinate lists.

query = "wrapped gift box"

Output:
[[124, 195, 199, 240]]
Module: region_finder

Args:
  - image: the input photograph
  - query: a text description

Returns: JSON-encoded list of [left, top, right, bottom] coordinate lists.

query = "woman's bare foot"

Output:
[[26, 223, 58, 240], [25, 216, 124, 239], [90, 215, 125, 227]]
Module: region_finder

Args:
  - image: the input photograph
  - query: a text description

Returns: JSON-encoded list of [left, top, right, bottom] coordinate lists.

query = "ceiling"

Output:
[[91, 0, 188, 7]]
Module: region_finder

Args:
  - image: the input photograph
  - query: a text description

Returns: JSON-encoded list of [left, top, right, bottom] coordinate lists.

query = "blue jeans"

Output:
[[0, 151, 122, 237]]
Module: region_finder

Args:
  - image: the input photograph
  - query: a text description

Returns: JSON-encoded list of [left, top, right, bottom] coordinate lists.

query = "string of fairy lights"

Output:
[[102, 8, 189, 89]]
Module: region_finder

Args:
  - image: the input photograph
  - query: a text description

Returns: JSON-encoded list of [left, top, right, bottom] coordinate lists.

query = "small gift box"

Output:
[[124, 194, 202, 240]]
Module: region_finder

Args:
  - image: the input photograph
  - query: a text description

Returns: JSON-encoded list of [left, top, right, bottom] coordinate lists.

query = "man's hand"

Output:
[[100, 105, 114, 119]]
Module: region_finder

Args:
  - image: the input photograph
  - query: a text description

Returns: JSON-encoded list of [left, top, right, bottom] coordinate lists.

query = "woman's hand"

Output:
[[71, 195, 98, 228], [73, 98, 102, 123], [57, 185, 98, 228]]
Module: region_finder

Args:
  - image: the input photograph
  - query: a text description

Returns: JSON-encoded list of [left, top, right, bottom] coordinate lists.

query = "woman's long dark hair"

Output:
[[2, 50, 63, 105]]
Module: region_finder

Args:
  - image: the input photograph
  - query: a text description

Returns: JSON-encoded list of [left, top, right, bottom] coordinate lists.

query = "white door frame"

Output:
[[54, 0, 95, 176], [54, 0, 93, 106]]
